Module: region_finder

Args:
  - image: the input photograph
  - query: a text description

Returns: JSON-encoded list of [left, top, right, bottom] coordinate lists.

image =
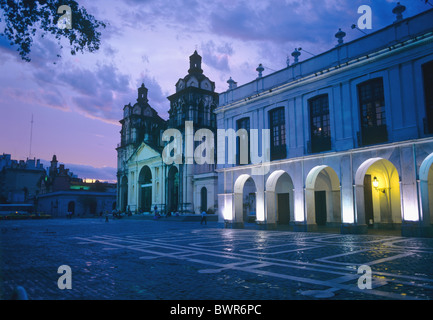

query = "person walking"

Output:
[[200, 210, 207, 225]]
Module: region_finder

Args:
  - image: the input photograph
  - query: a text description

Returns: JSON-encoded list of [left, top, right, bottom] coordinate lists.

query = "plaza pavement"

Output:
[[1, 216, 433, 301]]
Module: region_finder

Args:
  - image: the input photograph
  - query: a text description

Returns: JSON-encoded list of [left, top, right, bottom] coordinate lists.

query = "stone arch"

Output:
[[266, 170, 295, 225], [234, 174, 257, 224], [355, 158, 401, 227], [305, 165, 341, 226]]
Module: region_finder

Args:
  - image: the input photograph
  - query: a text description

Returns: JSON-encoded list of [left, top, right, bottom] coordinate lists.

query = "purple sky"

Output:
[[0, 0, 430, 182]]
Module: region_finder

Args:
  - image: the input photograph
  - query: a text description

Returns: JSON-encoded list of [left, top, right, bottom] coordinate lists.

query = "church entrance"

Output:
[[120, 176, 128, 212], [139, 166, 152, 213], [168, 166, 179, 213], [200, 187, 207, 212]]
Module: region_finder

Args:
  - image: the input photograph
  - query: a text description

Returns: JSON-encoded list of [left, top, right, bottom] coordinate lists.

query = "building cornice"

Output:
[[216, 31, 433, 114], [215, 137, 433, 173]]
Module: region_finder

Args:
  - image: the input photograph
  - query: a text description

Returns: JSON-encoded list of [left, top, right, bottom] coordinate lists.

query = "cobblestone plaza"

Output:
[[1, 218, 433, 301]]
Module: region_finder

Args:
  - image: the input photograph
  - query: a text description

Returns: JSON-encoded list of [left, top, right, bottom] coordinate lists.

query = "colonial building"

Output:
[[37, 155, 116, 217], [117, 51, 219, 215], [0, 154, 45, 204], [37, 187, 116, 218], [216, 6, 433, 237]]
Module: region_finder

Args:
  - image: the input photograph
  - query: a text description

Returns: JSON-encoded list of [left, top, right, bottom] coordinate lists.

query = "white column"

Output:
[[341, 156, 355, 224], [265, 190, 276, 224], [400, 146, 419, 222]]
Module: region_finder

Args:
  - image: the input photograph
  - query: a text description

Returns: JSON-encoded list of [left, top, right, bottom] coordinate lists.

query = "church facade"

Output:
[[116, 51, 218, 215], [216, 7, 433, 237]]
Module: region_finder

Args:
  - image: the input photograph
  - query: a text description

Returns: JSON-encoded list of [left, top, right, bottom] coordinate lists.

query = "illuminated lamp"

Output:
[[372, 176, 385, 193], [372, 176, 379, 188]]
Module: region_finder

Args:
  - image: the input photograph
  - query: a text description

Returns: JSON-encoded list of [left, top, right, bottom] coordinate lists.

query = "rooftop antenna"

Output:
[[351, 24, 368, 35], [299, 48, 316, 57], [28, 114, 34, 159], [262, 65, 277, 72]]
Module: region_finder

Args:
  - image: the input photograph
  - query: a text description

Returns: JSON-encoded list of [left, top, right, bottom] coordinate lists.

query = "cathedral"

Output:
[[117, 51, 218, 215]]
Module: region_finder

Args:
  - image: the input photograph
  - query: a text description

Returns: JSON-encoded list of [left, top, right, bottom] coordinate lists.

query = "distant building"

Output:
[[37, 189, 116, 218], [39, 154, 78, 193], [0, 153, 45, 204], [36, 155, 116, 217]]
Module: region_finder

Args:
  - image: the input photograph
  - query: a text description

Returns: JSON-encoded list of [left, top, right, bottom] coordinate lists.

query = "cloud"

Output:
[[66, 163, 117, 182], [209, 0, 338, 44], [118, 0, 205, 29], [133, 74, 169, 119], [206, 0, 417, 47], [31, 60, 133, 123], [200, 40, 233, 72], [40, 90, 67, 111], [58, 67, 99, 96], [40, 159, 117, 182], [0, 85, 70, 112]]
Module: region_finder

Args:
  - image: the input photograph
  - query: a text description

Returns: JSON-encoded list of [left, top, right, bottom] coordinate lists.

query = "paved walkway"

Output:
[[1, 218, 433, 300]]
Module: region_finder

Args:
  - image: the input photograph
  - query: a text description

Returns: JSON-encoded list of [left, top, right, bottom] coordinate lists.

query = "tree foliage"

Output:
[[0, 0, 106, 61]]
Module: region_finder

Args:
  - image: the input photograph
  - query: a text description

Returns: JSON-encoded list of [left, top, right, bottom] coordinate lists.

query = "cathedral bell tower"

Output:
[[168, 50, 218, 129], [137, 83, 149, 104], [188, 50, 203, 75], [116, 83, 167, 212], [166, 51, 219, 214]]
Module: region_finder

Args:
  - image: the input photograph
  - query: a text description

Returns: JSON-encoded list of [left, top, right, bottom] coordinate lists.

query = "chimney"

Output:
[[227, 77, 237, 90]]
